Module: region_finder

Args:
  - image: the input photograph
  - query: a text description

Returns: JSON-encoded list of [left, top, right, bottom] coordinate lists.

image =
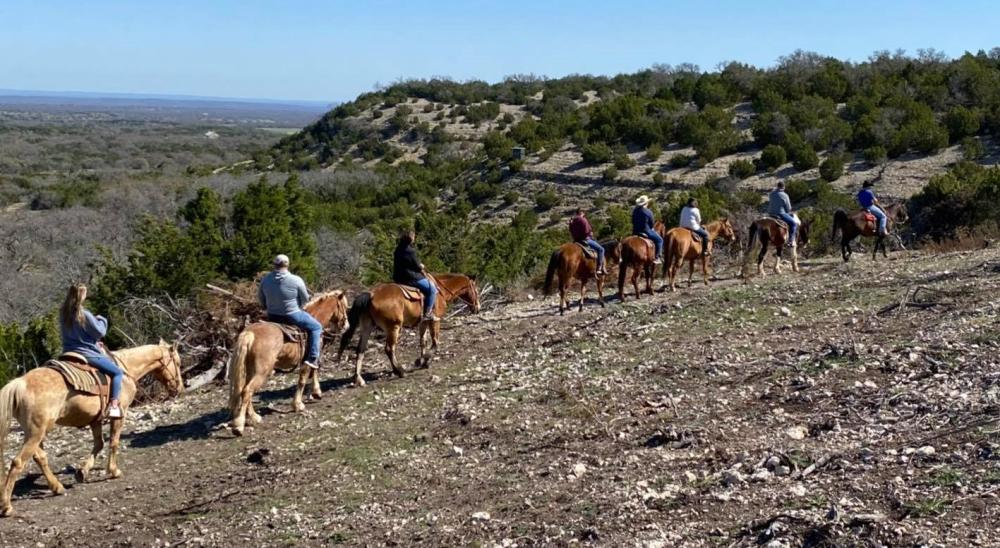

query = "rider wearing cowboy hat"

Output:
[[632, 195, 663, 264]]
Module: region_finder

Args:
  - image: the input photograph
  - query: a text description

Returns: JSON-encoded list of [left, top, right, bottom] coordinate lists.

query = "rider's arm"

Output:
[[295, 276, 310, 307], [257, 280, 267, 308], [782, 192, 792, 213], [82, 310, 108, 340]]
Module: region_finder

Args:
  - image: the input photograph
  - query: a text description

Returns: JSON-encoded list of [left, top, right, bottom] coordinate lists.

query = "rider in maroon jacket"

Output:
[[569, 208, 606, 274]]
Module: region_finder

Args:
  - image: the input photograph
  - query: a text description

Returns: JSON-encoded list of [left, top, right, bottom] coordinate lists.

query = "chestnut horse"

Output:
[[617, 222, 667, 301], [543, 239, 621, 314], [228, 291, 348, 436], [832, 203, 908, 262], [741, 215, 811, 279], [661, 218, 737, 291], [337, 273, 480, 387], [0, 341, 183, 517]]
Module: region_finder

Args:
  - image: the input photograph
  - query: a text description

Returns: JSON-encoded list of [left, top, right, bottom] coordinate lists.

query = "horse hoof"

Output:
[[310, 392, 323, 401], [74, 469, 87, 483], [353, 377, 366, 388], [249, 414, 264, 424], [108, 470, 123, 480], [1, 506, 13, 517], [393, 368, 406, 379], [231, 427, 245, 437], [52, 485, 66, 496], [293, 403, 306, 413]]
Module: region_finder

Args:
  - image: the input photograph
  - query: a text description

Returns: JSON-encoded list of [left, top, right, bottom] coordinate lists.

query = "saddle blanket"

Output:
[[862, 212, 877, 223], [266, 322, 306, 343], [683, 228, 702, 243], [44, 354, 111, 399], [574, 242, 598, 259]]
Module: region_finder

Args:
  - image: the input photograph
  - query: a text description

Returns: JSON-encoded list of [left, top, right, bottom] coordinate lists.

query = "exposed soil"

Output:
[[2, 248, 999, 547]]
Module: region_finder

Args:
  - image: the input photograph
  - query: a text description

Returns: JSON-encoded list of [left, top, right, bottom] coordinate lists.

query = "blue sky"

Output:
[[1, 0, 998, 103]]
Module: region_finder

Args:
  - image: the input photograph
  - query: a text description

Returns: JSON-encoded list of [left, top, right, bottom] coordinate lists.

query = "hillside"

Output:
[[2, 248, 999, 546]]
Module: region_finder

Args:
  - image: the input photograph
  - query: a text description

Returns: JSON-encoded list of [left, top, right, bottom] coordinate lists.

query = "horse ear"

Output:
[[158, 338, 166, 346]]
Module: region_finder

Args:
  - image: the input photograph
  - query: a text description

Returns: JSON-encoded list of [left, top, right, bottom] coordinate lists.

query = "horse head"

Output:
[[306, 290, 349, 332], [717, 218, 737, 243], [154, 338, 185, 397], [890, 202, 910, 224], [798, 217, 812, 248], [602, 239, 622, 265], [463, 276, 481, 314]]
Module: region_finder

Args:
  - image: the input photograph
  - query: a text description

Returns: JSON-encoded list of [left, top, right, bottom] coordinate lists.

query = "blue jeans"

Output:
[[269, 310, 322, 363], [413, 278, 438, 316], [86, 354, 123, 401], [640, 229, 663, 259], [582, 238, 605, 268], [866, 205, 887, 234], [777, 213, 797, 244], [693, 228, 710, 253]]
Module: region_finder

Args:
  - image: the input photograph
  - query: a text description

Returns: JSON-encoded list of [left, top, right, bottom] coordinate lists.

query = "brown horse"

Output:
[[741, 214, 812, 278], [337, 273, 480, 387], [0, 341, 183, 517], [228, 291, 348, 436], [543, 239, 621, 314], [832, 203, 908, 262], [661, 218, 737, 291], [617, 222, 667, 301]]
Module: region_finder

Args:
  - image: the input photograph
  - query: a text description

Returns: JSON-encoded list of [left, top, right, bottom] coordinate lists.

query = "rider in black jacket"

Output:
[[393, 230, 437, 321]]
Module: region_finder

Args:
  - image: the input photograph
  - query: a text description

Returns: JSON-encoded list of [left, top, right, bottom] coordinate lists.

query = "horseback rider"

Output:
[[632, 195, 663, 265], [258, 254, 323, 370], [857, 181, 888, 236], [569, 208, 607, 275], [768, 181, 799, 247], [393, 229, 438, 322], [60, 284, 125, 418], [680, 197, 710, 257]]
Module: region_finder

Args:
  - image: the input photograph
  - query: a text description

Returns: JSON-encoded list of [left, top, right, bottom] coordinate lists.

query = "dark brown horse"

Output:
[[543, 239, 621, 314], [741, 215, 811, 279], [832, 203, 908, 262], [661, 218, 737, 291], [337, 273, 480, 387], [618, 222, 667, 301]]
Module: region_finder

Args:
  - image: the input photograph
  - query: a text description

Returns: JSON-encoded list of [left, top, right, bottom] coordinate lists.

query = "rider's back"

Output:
[[260, 271, 308, 316], [767, 190, 791, 216]]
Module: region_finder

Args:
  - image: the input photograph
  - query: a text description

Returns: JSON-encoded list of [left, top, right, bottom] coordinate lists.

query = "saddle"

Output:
[[683, 227, 702, 243], [861, 211, 877, 224], [44, 352, 113, 420], [574, 241, 598, 260], [267, 322, 306, 343], [765, 214, 788, 229], [395, 284, 424, 302]]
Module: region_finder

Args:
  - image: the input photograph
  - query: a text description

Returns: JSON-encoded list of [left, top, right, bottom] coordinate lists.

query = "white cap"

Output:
[[635, 195, 650, 207], [273, 254, 290, 267]]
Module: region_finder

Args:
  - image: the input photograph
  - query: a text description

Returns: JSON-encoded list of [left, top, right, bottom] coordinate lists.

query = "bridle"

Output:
[[154, 345, 183, 392]]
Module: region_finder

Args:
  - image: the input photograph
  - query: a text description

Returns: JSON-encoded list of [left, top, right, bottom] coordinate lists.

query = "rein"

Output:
[[427, 273, 460, 301]]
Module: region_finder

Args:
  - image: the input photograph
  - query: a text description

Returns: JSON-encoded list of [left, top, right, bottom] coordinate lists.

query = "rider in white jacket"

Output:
[[679, 198, 710, 256]]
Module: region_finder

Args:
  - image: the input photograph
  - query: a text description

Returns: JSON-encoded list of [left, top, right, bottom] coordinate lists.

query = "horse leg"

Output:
[[292, 363, 310, 413], [578, 279, 587, 312], [106, 417, 124, 479], [702, 255, 710, 286], [559, 278, 567, 316], [596, 274, 605, 307], [76, 422, 105, 483], [353, 320, 372, 387], [384, 324, 405, 378], [233, 371, 266, 435], [1, 424, 44, 516], [310, 367, 322, 400], [757, 240, 768, 277], [645, 264, 654, 295], [774, 245, 783, 274], [33, 440, 65, 496], [687, 259, 695, 287], [791, 245, 800, 272], [423, 321, 441, 369]]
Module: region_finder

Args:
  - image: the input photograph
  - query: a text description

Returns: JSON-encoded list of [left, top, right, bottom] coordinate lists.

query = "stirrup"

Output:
[[422, 313, 439, 322], [304, 360, 319, 370], [107, 401, 122, 419]]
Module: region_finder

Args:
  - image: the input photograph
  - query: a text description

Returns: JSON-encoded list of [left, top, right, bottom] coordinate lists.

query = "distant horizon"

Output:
[[2, 1, 999, 102], [0, 87, 334, 108]]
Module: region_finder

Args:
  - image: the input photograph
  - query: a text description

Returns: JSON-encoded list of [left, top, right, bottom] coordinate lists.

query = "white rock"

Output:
[[471, 511, 491, 521], [450, 446, 464, 457], [786, 425, 808, 440], [774, 465, 791, 477], [750, 469, 773, 483], [779, 306, 792, 317], [572, 463, 587, 477], [683, 471, 698, 483], [916, 446, 936, 457], [789, 484, 808, 497], [721, 470, 745, 487]]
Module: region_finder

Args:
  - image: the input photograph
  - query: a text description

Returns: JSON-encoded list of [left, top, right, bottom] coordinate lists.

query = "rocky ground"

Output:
[[1, 246, 999, 547]]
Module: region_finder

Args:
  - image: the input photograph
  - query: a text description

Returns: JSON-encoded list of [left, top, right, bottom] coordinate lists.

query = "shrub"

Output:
[[759, 145, 787, 171], [909, 162, 1000, 240], [669, 154, 692, 168], [961, 137, 985, 160], [372, 110, 383, 119], [863, 145, 887, 166], [653, 172, 665, 185], [602, 166, 619, 181], [784, 179, 812, 203], [422, 103, 434, 113], [614, 155, 636, 170], [785, 135, 819, 171], [819, 155, 845, 182], [945, 106, 981, 142], [535, 188, 560, 210], [468, 181, 499, 205], [581, 142, 614, 165], [503, 191, 520, 206], [645, 143, 663, 162], [728, 159, 756, 179], [509, 159, 524, 173]]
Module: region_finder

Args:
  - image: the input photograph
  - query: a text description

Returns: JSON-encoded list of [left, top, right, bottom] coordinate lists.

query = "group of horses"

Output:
[[0, 274, 481, 516], [544, 204, 909, 314], [0, 202, 908, 517]]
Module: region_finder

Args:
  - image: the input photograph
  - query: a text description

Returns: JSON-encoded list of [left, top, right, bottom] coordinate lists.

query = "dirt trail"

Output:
[[1, 249, 999, 547]]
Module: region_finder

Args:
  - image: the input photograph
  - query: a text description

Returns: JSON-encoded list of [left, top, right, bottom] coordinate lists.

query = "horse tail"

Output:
[[227, 330, 254, 418], [0, 378, 25, 465], [746, 222, 758, 253], [662, 233, 673, 277], [339, 292, 371, 353], [543, 250, 560, 296], [832, 210, 847, 242]]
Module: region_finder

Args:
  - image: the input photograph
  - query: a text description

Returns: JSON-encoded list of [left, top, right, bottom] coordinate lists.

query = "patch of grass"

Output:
[[905, 497, 950, 517], [929, 466, 964, 487]]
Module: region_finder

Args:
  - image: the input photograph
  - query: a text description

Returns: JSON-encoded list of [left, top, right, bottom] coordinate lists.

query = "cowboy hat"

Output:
[[635, 195, 650, 207]]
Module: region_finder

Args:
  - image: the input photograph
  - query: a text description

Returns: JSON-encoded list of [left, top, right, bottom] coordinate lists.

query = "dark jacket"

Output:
[[569, 215, 593, 242], [393, 243, 425, 286], [632, 206, 654, 234]]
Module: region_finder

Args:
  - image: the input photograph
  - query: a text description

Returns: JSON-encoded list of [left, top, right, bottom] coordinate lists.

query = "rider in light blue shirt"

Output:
[[259, 254, 323, 369], [767, 181, 798, 247]]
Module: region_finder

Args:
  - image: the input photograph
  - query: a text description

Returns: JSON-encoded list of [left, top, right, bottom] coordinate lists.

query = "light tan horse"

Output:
[[337, 273, 480, 387], [0, 340, 183, 517], [228, 291, 348, 436], [661, 218, 737, 291]]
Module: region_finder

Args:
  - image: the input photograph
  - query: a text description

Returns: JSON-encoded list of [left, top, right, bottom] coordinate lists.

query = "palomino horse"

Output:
[[832, 203, 908, 262], [337, 273, 480, 387], [617, 222, 667, 301], [543, 239, 621, 314], [0, 340, 183, 517], [741, 215, 812, 278], [228, 291, 348, 436], [661, 218, 737, 292]]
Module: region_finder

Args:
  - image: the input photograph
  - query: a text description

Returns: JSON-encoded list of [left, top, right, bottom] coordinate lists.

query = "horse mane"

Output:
[[305, 289, 345, 308]]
